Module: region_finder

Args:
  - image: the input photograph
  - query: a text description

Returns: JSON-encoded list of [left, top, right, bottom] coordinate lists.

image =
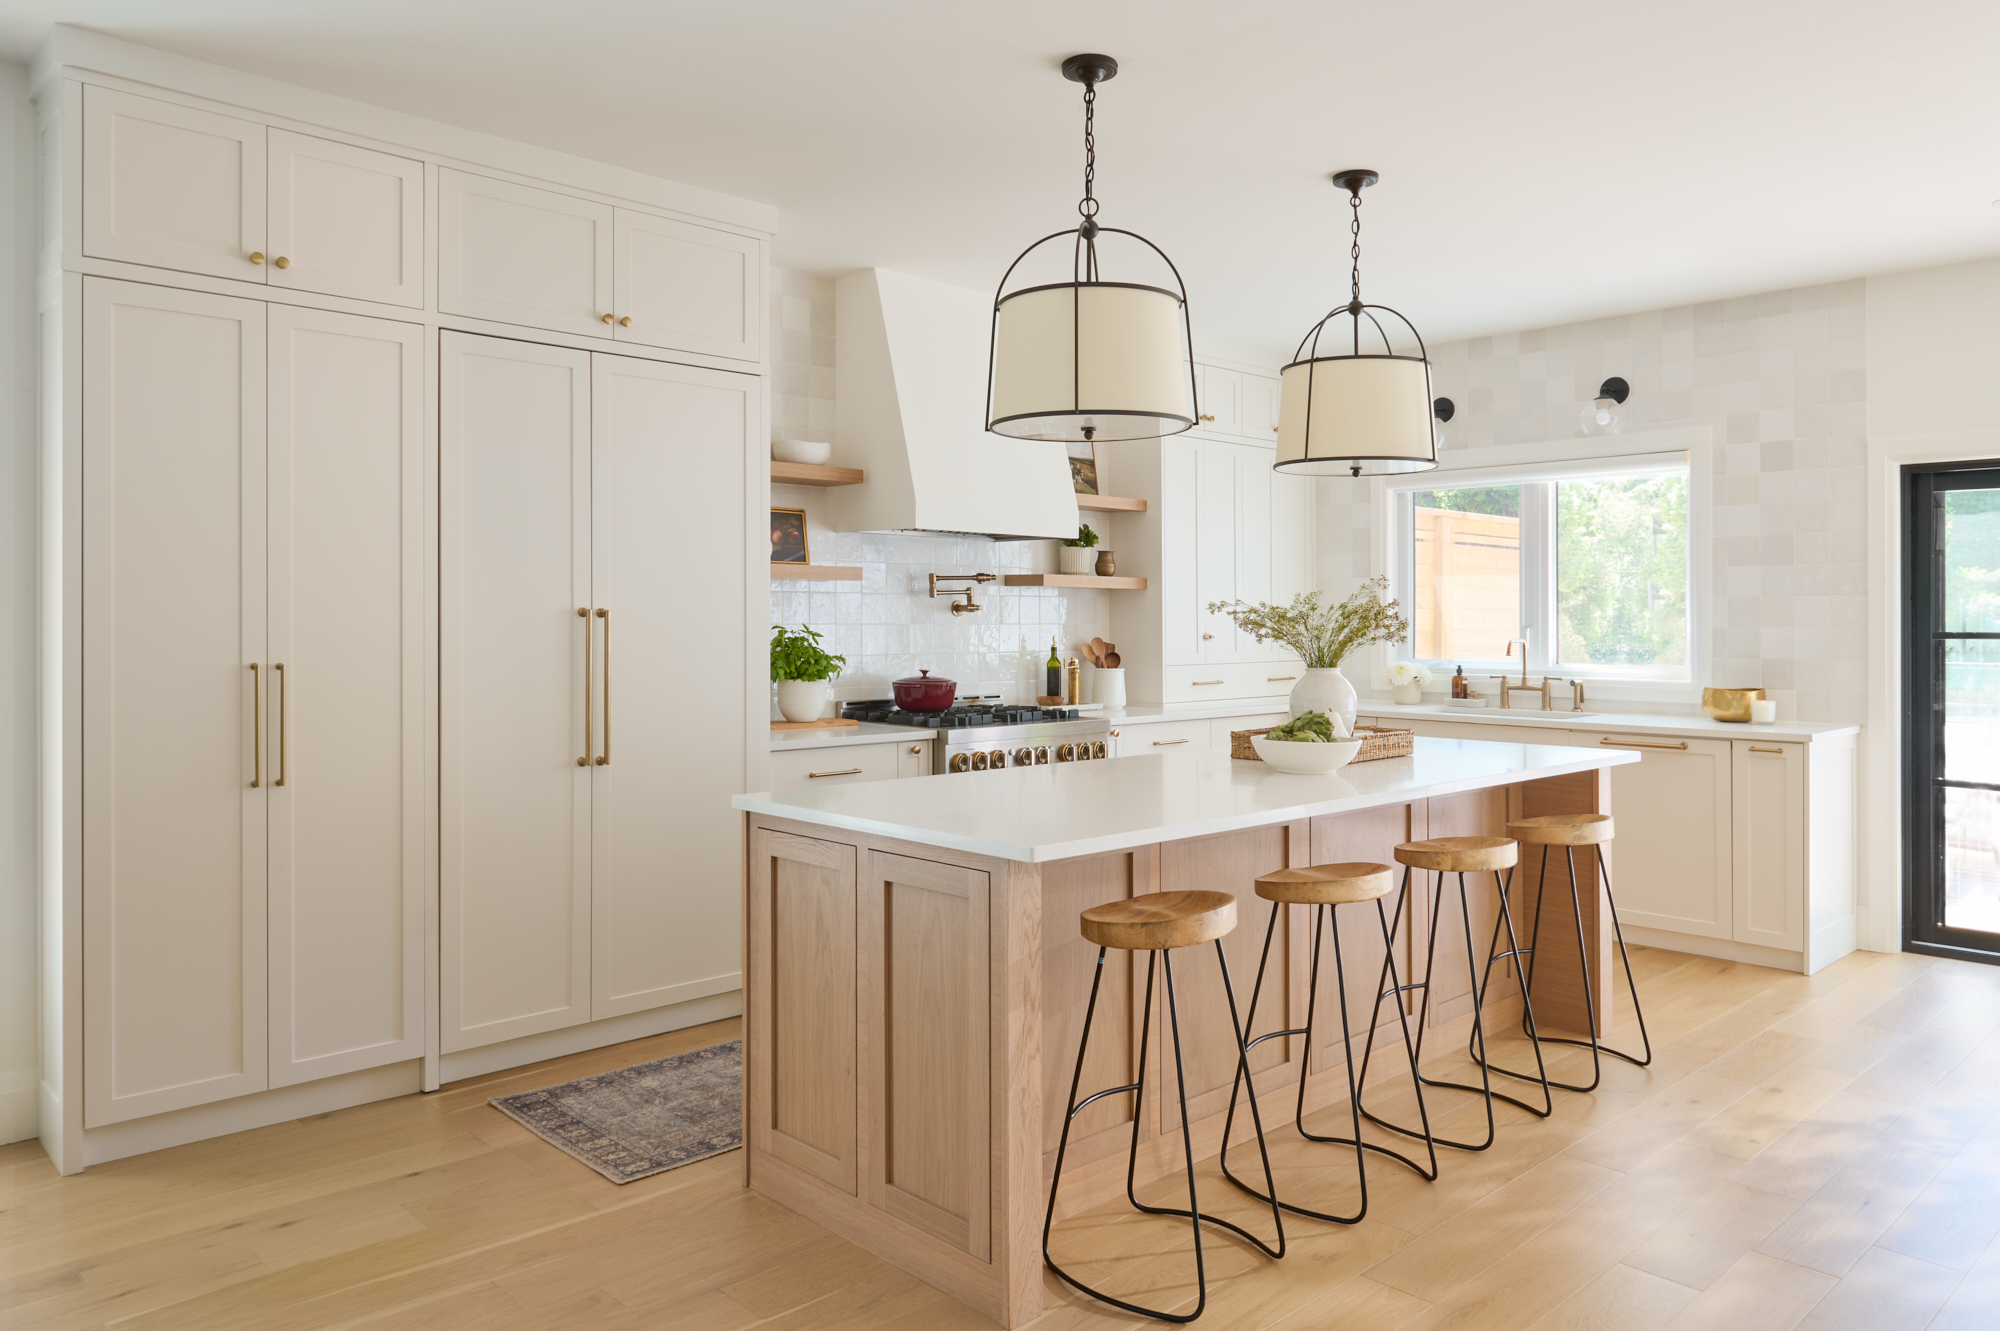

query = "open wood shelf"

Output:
[[771, 461, 865, 487], [1002, 574, 1147, 590], [770, 563, 862, 581], [1076, 494, 1147, 513]]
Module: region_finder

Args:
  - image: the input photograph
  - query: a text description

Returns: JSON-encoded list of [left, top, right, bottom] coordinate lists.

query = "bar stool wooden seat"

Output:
[[1046, 890, 1285, 1323], [1219, 862, 1439, 1227], [1477, 814, 1652, 1094], [1359, 835, 1555, 1156]]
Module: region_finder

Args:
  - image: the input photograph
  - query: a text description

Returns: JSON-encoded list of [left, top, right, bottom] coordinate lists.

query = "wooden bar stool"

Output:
[[1218, 862, 1439, 1226], [1476, 813, 1653, 1094], [1044, 890, 1286, 1324], [1360, 835, 1554, 1155]]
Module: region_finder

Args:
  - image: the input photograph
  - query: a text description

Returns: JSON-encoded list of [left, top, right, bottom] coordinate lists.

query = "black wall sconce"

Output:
[[1580, 377, 1629, 435]]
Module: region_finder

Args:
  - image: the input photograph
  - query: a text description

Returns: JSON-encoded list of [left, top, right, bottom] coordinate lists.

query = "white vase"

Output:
[[1392, 680, 1423, 705], [775, 679, 830, 723], [1289, 668, 1357, 735], [1057, 546, 1097, 575]]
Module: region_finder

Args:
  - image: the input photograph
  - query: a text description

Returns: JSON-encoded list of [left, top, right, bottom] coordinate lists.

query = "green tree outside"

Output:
[[1555, 475, 1688, 666]]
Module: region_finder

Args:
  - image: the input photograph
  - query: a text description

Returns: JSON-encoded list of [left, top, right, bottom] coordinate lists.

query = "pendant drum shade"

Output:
[[989, 280, 1195, 441], [1276, 354, 1438, 476], [1274, 169, 1439, 478]]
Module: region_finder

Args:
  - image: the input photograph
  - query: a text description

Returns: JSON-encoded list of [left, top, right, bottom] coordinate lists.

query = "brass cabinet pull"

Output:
[[618, 316, 632, 327], [577, 607, 592, 767], [1268, 675, 1298, 682], [250, 663, 263, 787], [1193, 679, 1224, 686], [1749, 745, 1785, 754], [249, 251, 265, 264], [274, 256, 291, 269], [601, 313, 615, 324], [1153, 738, 1190, 746], [1202, 633, 1215, 640], [908, 745, 923, 754], [1109, 729, 1120, 737], [808, 767, 862, 778], [595, 608, 610, 765], [274, 663, 288, 786], [1599, 737, 1688, 751], [1198, 413, 1215, 421]]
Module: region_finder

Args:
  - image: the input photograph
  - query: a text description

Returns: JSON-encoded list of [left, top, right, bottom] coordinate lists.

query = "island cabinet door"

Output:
[[1601, 735, 1735, 940], [860, 851, 992, 1261], [748, 829, 859, 1194]]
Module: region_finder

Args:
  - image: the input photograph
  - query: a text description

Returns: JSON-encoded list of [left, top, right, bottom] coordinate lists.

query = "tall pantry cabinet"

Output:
[[36, 34, 773, 1172]]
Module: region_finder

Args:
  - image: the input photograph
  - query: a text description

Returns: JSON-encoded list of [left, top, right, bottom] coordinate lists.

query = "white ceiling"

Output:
[[8, 1, 2000, 356]]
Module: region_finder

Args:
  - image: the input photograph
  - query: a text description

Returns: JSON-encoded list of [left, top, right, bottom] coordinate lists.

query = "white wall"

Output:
[[766, 268, 1114, 706], [1, 59, 39, 1143]]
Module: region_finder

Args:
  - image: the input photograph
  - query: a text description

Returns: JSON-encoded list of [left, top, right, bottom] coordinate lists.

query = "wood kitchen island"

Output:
[[732, 737, 1640, 1327]]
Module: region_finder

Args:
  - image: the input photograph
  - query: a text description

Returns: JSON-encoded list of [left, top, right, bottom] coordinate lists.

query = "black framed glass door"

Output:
[[1906, 464, 2000, 963]]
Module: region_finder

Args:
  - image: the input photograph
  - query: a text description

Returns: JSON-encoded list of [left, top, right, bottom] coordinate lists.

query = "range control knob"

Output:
[[989, 749, 1006, 769], [1092, 741, 1108, 759], [1056, 743, 1077, 762], [948, 753, 971, 773], [1013, 748, 1035, 767], [1076, 746, 1092, 761], [971, 751, 988, 771], [1034, 746, 1051, 764]]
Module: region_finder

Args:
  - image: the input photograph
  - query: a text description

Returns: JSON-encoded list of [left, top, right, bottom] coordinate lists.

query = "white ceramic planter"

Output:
[[1392, 681, 1424, 705], [1092, 667, 1126, 707], [1058, 546, 1098, 576], [775, 678, 831, 723], [1289, 668, 1358, 735]]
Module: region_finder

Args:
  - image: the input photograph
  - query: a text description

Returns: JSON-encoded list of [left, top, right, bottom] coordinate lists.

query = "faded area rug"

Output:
[[489, 1040, 742, 1184]]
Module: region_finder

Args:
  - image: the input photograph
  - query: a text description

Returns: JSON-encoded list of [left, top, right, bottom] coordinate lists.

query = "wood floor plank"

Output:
[[1681, 1062, 1853, 1160], [1788, 1245, 1961, 1330], [1655, 1251, 1835, 1331], [1620, 1179, 1799, 1290], [1728, 1090, 1901, 1201], [1526, 1263, 1699, 1331], [1753, 1140, 1951, 1276]]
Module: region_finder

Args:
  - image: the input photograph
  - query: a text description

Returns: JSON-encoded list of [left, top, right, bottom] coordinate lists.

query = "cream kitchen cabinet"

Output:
[[439, 169, 762, 361], [1357, 713, 1857, 973], [82, 87, 423, 306], [441, 331, 758, 1053], [769, 739, 933, 789], [1192, 362, 1282, 443], [79, 279, 427, 1126]]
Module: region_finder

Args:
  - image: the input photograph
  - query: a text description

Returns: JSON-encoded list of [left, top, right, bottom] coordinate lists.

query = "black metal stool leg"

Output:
[[1502, 846, 1655, 1075], [1351, 891, 1441, 1179]]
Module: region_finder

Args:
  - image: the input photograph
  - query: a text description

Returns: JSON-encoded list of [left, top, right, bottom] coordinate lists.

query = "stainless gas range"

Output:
[[839, 701, 1113, 774]]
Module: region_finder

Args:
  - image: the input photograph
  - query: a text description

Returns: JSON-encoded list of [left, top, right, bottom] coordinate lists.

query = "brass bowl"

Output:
[[1701, 687, 1767, 723]]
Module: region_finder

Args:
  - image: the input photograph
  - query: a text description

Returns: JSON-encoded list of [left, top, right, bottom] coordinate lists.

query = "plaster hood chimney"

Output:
[[826, 268, 1079, 540]]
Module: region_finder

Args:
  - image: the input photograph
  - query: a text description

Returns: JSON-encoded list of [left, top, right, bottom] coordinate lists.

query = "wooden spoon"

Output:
[[1090, 637, 1109, 667], [1103, 651, 1121, 668]]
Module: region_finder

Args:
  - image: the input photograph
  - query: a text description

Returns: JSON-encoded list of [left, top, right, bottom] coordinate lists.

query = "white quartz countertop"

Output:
[[735, 736, 1638, 864], [1098, 702, 1293, 727], [1355, 703, 1859, 742], [768, 722, 932, 752]]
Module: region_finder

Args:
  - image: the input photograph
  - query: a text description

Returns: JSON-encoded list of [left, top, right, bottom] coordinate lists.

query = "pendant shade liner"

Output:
[[986, 54, 1198, 444], [1274, 170, 1438, 478]]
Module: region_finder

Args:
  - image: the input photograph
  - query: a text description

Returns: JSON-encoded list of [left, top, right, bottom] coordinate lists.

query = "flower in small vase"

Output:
[[1387, 662, 1433, 688]]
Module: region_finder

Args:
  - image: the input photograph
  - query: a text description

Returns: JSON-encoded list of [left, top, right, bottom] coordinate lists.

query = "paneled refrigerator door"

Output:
[[81, 278, 269, 1126], [588, 351, 758, 1019], [266, 307, 427, 1086], [440, 332, 594, 1052]]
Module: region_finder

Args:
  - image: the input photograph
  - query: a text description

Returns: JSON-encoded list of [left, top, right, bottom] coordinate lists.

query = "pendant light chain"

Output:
[[1349, 188, 1363, 307], [1079, 83, 1098, 221]]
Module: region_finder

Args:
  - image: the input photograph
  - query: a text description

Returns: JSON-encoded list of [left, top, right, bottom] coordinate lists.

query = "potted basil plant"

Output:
[[771, 624, 847, 723]]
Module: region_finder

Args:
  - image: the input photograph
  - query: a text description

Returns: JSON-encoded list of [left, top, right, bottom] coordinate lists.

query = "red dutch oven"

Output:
[[893, 669, 957, 712]]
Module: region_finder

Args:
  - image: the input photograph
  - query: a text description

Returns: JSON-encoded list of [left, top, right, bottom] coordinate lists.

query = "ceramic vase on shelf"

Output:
[[1392, 680, 1423, 705], [1058, 546, 1097, 575], [1094, 550, 1116, 576], [776, 678, 831, 723], [1290, 668, 1357, 735]]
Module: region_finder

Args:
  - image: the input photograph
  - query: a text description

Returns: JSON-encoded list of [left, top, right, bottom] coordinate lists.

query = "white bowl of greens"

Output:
[[1250, 711, 1364, 774]]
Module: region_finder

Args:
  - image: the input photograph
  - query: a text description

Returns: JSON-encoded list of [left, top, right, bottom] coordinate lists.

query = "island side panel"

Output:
[[1305, 800, 1421, 1108], [1510, 766, 1616, 1039], [744, 815, 1034, 1327], [1414, 786, 1513, 1028], [1039, 847, 1149, 1181]]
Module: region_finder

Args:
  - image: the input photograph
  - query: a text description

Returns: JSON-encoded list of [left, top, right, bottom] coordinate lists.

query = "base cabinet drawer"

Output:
[[769, 742, 901, 790], [1121, 720, 1213, 753]]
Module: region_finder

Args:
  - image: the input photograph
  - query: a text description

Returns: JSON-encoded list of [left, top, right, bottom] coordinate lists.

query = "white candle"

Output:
[[1749, 699, 1776, 724]]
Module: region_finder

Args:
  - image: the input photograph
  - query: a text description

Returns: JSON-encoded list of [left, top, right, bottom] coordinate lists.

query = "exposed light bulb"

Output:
[[1578, 390, 1626, 436]]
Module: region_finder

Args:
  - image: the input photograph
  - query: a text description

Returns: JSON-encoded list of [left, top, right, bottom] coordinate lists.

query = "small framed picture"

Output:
[[1067, 440, 1099, 496], [769, 507, 810, 564]]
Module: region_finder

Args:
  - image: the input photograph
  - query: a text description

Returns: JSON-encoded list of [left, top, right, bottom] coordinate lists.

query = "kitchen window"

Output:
[[1386, 452, 1692, 682]]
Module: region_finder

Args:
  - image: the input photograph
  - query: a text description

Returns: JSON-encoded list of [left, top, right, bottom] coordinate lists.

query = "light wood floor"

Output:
[[6, 945, 2000, 1330]]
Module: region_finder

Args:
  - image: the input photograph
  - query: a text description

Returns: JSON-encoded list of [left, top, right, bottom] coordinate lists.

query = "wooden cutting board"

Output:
[[770, 718, 861, 731]]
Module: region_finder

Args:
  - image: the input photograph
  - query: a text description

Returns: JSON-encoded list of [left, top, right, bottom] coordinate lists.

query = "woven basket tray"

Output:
[[1231, 723, 1416, 764]]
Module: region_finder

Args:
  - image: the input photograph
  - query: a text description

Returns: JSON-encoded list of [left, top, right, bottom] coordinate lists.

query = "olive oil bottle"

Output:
[[1046, 637, 1062, 699]]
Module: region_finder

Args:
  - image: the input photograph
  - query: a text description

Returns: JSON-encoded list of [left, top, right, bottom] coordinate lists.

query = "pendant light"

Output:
[[1275, 170, 1439, 477], [986, 54, 1197, 443]]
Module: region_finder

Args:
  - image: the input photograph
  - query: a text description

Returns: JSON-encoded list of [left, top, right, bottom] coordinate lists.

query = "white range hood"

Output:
[[826, 268, 1079, 540]]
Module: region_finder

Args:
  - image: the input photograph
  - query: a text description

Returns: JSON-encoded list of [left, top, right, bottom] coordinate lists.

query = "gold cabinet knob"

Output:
[[1109, 729, 1120, 737], [1199, 413, 1215, 421], [909, 745, 923, 755], [274, 256, 290, 269], [602, 313, 615, 324], [249, 252, 265, 264], [1202, 632, 1215, 640], [619, 316, 632, 327]]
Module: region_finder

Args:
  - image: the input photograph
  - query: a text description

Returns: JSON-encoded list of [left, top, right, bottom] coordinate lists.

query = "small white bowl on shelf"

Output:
[[772, 439, 833, 465], [1251, 734, 1364, 774]]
